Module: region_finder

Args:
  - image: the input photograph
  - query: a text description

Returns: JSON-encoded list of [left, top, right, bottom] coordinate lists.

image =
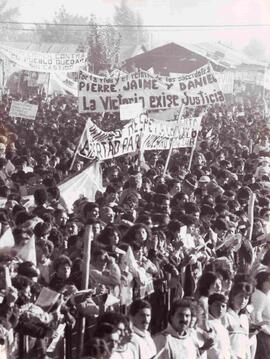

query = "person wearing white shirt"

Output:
[[208, 293, 232, 359], [154, 299, 203, 359], [129, 299, 156, 359], [251, 271, 270, 357]]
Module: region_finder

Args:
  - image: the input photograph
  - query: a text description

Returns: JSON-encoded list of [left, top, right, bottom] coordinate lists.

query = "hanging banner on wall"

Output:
[[77, 115, 202, 160], [0, 44, 87, 73]]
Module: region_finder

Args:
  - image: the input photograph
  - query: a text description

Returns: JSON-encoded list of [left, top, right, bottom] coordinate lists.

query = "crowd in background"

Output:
[[0, 89, 270, 358]]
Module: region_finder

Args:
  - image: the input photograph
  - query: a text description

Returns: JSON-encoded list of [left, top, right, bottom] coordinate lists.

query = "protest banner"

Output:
[[49, 72, 78, 96], [120, 102, 144, 121], [78, 69, 183, 113], [59, 162, 104, 212], [78, 64, 224, 113], [0, 44, 87, 73], [215, 71, 235, 94], [263, 69, 270, 91], [78, 114, 202, 161], [9, 100, 38, 120], [162, 63, 225, 107]]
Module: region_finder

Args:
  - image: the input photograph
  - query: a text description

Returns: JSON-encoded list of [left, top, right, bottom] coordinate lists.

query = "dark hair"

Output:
[[256, 271, 270, 291], [129, 299, 151, 316], [53, 255, 72, 271], [262, 250, 270, 266], [33, 221, 51, 238], [169, 299, 193, 323], [122, 223, 151, 246], [97, 312, 128, 327], [12, 274, 32, 291], [97, 224, 121, 249], [208, 293, 227, 306], [197, 271, 220, 297], [94, 322, 117, 339], [34, 188, 48, 205], [47, 186, 60, 201], [84, 338, 110, 358]]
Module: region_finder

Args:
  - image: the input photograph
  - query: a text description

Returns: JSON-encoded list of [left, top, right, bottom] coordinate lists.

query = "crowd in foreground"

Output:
[[0, 91, 270, 358]]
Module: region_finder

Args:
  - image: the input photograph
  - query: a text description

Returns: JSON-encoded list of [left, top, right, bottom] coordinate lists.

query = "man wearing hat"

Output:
[[182, 175, 198, 203]]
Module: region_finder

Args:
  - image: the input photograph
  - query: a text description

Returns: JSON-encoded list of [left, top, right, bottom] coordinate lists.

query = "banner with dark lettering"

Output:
[[159, 64, 225, 106], [77, 115, 202, 160], [0, 44, 87, 73], [78, 64, 224, 113], [78, 69, 183, 113]]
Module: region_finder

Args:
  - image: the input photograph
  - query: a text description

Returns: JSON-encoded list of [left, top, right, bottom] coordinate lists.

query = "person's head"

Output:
[[182, 176, 197, 195], [66, 220, 79, 236], [200, 205, 216, 225], [14, 210, 35, 232], [229, 279, 253, 313], [12, 274, 32, 305], [100, 206, 115, 224], [94, 323, 120, 353], [212, 218, 229, 239], [34, 188, 48, 206], [197, 271, 222, 297], [83, 202, 100, 224], [54, 208, 69, 228], [124, 223, 151, 246], [168, 178, 181, 196], [84, 338, 111, 359], [17, 261, 39, 282], [168, 299, 193, 335], [36, 239, 54, 264], [33, 221, 52, 240], [129, 299, 152, 331], [53, 255, 72, 280], [255, 271, 270, 294], [261, 249, 270, 268], [208, 293, 228, 319], [97, 224, 121, 248], [260, 207, 270, 224], [97, 312, 131, 346]]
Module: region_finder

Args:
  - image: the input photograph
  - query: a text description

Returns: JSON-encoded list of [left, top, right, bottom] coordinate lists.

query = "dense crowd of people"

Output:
[[0, 87, 270, 359]]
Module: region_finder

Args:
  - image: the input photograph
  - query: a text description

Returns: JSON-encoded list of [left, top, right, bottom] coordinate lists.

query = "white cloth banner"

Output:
[[78, 69, 182, 113], [78, 115, 202, 161], [78, 64, 224, 113], [215, 71, 235, 94], [49, 72, 78, 96], [9, 100, 38, 120], [0, 44, 87, 73], [264, 69, 270, 91], [120, 102, 144, 121], [58, 162, 104, 212]]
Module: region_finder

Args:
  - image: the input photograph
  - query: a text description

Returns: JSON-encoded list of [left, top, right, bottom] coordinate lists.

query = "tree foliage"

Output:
[[243, 39, 266, 62], [87, 15, 120, 74], [114, 0, 147, 46], [35, 5, 89, 45], [0, 0, 20, 41]]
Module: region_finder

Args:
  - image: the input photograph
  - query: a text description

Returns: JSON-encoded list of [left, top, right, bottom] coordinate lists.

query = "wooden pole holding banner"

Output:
[[188, 117, 201, 171], [76, 225, 93, 359], [263, 65, 267, 121], [163, 105, 185, 177], [46, 72, 51, 101], [69, 120, 88, 171]]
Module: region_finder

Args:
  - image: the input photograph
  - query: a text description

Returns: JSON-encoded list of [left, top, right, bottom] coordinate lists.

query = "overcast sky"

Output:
[[12, 0, 270, 56]]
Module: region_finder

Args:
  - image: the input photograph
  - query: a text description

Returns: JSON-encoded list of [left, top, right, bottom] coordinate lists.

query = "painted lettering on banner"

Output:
[[0, 44, 87, 73], [78, 115, 201, 160], [9, 100, 38, 120]]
